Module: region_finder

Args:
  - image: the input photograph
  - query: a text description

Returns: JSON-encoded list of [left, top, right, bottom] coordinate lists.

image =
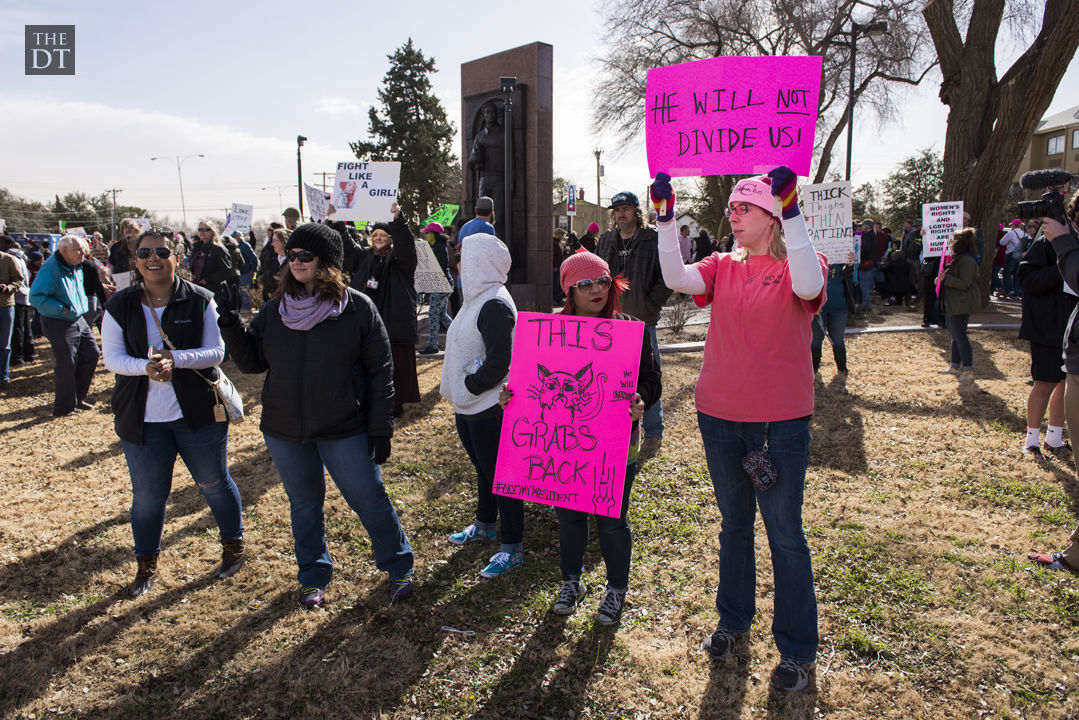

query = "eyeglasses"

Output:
[[287, 249, 317, 263], [573, 275, 612, 291], [724, 203, 751, 218], [197, 227, 212, 233], [135, 247, 173, 259]]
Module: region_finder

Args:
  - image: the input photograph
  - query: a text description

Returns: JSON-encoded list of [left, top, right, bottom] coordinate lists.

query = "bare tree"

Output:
[[592, 0, 937, 211], [923, 0, 1079, 302]]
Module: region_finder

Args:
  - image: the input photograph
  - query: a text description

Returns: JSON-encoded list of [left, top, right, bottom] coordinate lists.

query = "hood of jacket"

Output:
[[461, 233, 510, 302]]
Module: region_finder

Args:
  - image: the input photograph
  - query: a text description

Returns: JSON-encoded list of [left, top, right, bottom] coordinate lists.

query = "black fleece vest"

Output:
[[104, 279, 219, 444]]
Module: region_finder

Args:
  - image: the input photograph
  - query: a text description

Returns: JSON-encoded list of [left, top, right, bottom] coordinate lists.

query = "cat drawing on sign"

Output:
[[528, 362, 607, 429]]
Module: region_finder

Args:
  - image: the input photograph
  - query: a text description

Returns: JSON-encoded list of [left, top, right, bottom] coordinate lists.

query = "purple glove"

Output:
[[766, 166, 800, 220], [649, 172, 675, 223]]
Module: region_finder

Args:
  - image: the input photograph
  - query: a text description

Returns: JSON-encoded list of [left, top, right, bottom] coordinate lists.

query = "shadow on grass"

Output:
[[0, 452, 281, 605], [698, 646, 752, 718], [812, 376, 866, 474], [0, 575, 216, 718]]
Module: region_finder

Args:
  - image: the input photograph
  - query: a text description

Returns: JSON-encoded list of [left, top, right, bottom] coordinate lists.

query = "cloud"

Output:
[[313, 96, 363, 115]]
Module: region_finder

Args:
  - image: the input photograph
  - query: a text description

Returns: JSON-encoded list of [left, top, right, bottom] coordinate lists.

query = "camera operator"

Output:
[[1028, 182, 1079, 574]]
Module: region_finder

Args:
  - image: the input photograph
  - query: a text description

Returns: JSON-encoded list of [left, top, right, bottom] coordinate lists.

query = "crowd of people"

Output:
[[3, 172, 1078, 696]]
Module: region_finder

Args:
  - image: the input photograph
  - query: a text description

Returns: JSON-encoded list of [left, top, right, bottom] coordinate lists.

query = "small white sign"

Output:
[[801, 181, 854, 264], [305, 183, 331, 222], [328, 161, 401, 222], [921, 201, 963, 258], [413, 240, 452, 294]]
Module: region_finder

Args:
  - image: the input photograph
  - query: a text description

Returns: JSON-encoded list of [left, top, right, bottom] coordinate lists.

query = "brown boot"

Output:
[[213, 538, 246, 580], [129, 554, 158, 597]]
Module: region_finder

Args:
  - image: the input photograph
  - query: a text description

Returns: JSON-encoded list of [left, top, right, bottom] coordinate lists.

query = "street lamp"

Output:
[[151, 154, 205, 227], [261, 184, 297, 213], [296, 135, 307, 220], [844, 19, 888, 181]]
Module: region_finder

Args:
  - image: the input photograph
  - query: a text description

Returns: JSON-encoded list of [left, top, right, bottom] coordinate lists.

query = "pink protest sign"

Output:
[[645, 55, 822, 178], [493, 312, 644, 518]]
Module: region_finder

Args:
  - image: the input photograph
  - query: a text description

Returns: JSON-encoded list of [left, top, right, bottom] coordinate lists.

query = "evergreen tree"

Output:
[[882, 148, 943, 230], [350, 39, 457, 221]]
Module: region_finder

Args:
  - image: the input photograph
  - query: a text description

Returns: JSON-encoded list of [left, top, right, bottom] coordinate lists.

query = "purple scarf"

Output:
[[278, 292, 345, 331]]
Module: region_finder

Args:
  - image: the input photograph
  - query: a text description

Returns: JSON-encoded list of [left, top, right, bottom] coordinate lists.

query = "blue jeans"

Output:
[[643, 324, 663, 438], [1003, 254, 1022, 296], [238, 273, 253, 311], [810, 310, 847, 373], [121, 420, 243, 557], [0, 306, 12, 382], [947, 314, 973, 370], [857, 266, 875, 308], [555, 462, 636, 590], [426, 292, 452, 349], [990, 265, 1003, 294], [264, 432, 413, 588], [698, 413, 818, 663], [455, 410, 524, 551]]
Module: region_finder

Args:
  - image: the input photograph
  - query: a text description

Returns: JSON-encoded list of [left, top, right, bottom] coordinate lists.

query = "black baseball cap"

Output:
[[608, 191, 639, 209]]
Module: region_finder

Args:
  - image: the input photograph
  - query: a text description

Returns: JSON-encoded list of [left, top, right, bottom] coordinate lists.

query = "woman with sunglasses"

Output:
[[101, 227, 246, 597], [650, 167, 826, 693], [219, 218, 414, 608], [500, 249, 660, 624], [189, 221, 234, 298]]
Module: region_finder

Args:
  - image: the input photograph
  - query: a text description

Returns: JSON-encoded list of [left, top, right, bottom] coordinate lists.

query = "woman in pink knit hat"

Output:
[[500, 249, 660, 626], [650, 166, 827, 693]]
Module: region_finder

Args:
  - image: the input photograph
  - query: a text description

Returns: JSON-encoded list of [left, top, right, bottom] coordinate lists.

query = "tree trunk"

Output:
[[923, 0, 1079, 306]]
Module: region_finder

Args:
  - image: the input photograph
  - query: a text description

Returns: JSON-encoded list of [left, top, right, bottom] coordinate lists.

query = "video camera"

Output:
[[1017, 168, 1074, 225]]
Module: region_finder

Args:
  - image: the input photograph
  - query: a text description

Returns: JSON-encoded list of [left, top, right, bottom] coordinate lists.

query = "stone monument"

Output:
[[461, 42, 553, 309]]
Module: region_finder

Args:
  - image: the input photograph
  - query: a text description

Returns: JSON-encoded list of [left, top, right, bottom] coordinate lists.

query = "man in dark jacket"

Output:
[[1017, 234, 1076, 460], [1028, 187, 1079, 575], [595, 190, 672, 458], [857, 219, 877, 311]]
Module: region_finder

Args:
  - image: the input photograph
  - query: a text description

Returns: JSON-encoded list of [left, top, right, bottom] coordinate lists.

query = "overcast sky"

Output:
[[2, 0, 1076, 230]]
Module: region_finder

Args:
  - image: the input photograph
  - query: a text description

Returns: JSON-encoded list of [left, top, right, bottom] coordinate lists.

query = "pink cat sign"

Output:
[[493, 312, 644, 518], [645, 55, 822, 178]]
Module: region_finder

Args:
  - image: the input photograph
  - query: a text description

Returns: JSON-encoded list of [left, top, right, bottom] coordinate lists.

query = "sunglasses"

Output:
[[197, 227, 212, 233], [287, 249, 317, 263], [724, 203, 752, 218], [573, 275, 612, 291], [135, 247, 173, 259]]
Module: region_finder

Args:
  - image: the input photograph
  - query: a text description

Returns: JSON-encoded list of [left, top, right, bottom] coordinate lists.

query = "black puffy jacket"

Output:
[[1018, 236, 1077, 347], [349, 214, 418, 344], [220, 288, 395, 442]]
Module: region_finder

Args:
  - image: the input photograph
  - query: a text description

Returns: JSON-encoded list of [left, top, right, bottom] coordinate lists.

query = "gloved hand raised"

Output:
[[369, 436, 391, 465], [649, 172, 676, 224], [213, 283, 240, 328], [766, 166, 800, 220]]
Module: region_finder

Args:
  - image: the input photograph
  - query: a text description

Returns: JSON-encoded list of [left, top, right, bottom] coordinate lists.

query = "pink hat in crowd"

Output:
[[1010, 219, 1023, 226], [586, 222, 600, 234], [729, 176, 782, 218], [421, 222, 445, 233]]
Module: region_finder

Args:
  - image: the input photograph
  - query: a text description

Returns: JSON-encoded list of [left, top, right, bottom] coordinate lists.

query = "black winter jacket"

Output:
[[349, 214, 418, 344], [104, 279, 221, 444], [1020, 236, 1077, 347], [220, 287, 395, 442], [190, 241, 233, 290], [1050, 227, 1079, 373], [595, 226, 672, 326]]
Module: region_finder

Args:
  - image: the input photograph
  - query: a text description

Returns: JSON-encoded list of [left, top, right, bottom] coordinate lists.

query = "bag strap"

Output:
[[762, 422, 770, 452], [143, 289, 221, 394]]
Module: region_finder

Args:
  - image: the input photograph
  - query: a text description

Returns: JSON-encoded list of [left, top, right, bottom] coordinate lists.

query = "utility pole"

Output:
[[106, 188, 122, 245], [315, 172, 335, 192], [594, 149, 603, 228]]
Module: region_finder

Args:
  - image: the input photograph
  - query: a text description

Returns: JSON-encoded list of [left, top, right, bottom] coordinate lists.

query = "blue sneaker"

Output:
[[479, 551, 523, 578], [448, 524, 497, 546]]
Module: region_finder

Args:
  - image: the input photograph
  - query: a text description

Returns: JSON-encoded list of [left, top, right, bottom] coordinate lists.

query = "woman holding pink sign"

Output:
[[650, 167, 826, 693], [499, 249, 661, 626]]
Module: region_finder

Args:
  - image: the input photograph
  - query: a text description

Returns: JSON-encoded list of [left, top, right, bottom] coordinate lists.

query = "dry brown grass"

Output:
[[1, 327, 1077, 719]]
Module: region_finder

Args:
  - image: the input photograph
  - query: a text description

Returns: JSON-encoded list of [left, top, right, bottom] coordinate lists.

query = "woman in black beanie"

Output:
[[219, 210, 415, 608], [348, 212, 420, 416]]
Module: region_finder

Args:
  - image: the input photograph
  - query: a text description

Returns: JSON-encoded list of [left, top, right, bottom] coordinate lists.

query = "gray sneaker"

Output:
[[553, 580, 586, 616], [700, 625, 740, 660], [771, 657, 816, 692], [597, 587, 626, 626]]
